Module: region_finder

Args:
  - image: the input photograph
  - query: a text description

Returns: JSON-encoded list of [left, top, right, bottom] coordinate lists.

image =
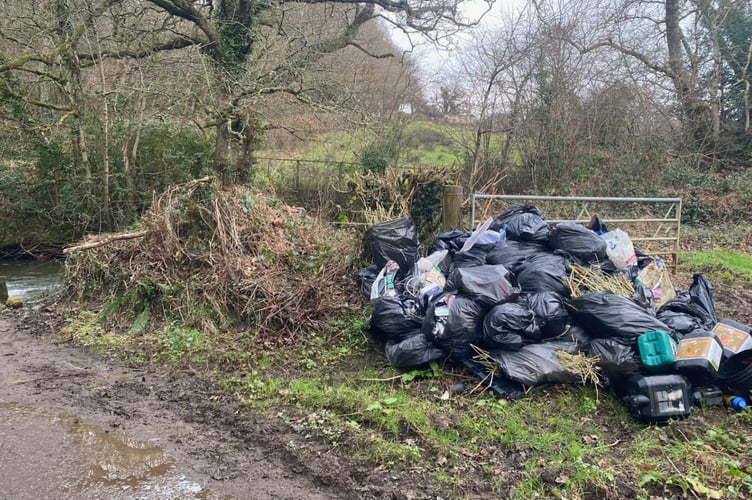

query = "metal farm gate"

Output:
[[470, 194, 682, 270]]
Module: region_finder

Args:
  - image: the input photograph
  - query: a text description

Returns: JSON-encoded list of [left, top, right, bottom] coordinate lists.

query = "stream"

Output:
[[0, 260, 65, 304]]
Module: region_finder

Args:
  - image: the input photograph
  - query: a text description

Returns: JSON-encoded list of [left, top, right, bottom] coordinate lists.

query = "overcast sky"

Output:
[[388, 0, 527, 71]]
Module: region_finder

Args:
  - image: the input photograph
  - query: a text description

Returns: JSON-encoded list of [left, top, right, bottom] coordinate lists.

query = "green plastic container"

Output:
[[638, 330, 678, 372]]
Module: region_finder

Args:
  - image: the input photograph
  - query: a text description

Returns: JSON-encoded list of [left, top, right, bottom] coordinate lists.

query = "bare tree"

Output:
[[447, 5, 535, 191], [537, 0, 748, 167], [1, 0, 496, 188]]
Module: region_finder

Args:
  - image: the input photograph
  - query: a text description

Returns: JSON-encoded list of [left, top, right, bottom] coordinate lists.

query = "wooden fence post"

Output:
[[442, 185, 463, 231]]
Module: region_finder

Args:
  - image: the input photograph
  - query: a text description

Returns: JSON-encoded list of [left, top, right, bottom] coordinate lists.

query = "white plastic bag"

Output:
[[410, 250, 448, 306], [370, 260, 400, 300], [601, 229, 637, 270]]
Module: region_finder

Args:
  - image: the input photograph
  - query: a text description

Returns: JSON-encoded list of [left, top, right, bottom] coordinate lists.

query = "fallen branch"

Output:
[[64, 229, 150, 254]]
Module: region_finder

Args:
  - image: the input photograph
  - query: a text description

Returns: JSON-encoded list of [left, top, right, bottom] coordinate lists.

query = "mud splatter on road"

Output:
[[0, 313, 362, 500]]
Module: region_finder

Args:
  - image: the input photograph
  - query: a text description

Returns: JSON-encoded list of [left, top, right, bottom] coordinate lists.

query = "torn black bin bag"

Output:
[[657, 273, 717, 332], [568, 292, 673, 341], [631, 284, 656, 311], [422, 293, 486, 361], [505, 212, 550, 243], [489, 341, 581, 388], [368, 295, 424, 343], [486, 239, 549, 274], [462, 359, 531, 399], [515, 251, 571, 297], [428, 230, 477, 273], [586, 214, 608, 234], [520, 291, 570, 338], [489, 204, 544, 232], [385, 334, 447, 369], [483, 302, 541, 350], [365, 217, 420, 278], [548, 222, 607, 265], [445, 264, 520, 308]]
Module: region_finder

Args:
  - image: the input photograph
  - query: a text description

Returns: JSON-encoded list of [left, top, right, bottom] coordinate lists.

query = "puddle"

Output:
[[0, 403, 218, 499]]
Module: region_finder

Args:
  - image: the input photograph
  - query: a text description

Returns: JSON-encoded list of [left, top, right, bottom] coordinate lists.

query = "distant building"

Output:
[[444, 114, 476, 126]]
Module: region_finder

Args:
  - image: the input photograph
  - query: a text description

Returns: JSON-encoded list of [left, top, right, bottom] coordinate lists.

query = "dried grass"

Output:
[[555, 351, 602, 401], [567, 263, 634, 298], [64, 178, 361, 343]]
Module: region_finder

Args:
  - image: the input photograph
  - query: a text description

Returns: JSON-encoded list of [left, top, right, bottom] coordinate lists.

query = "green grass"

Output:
[[57, 296, 752, 498], [56, 223, 752, 498], [680, 249, 752, 285]]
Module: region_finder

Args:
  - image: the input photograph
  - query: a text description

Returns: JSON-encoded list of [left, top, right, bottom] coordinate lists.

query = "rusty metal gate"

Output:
[[470, 194, 682, 270]]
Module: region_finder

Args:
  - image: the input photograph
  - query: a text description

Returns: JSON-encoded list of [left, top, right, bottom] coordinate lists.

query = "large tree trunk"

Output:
[[666, 0, 715, 154], [214, 111, 259, 185]]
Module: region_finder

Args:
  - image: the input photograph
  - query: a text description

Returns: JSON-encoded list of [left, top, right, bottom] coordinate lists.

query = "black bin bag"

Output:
[[520, 291, 570, 338], [486, 239, 549, 273], [548, 222, 607, 264], [483, 302, 541, 350], [385, 334, 446, 369], [422, 294, 486, 361], [549, 324, 591, 350], [568, 292, 673, 341], [357, 264, 380, 299], [506, 212, 550, 243], [658, 273, 717, 333], [515, 252, 571, 296], [587, 337, 642, 394], [428, 229, 469, 254], [365, 217, 420, 277], [490, 341, 581, 388], [449, 243, 494, 271], [368, 296, 423, 343], [445, 264, 520, 308], [656, 307, 701, 336], [489, 204, 544, 232]]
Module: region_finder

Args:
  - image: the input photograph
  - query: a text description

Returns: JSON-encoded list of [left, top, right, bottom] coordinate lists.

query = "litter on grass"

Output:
[[358, 206, 752, 423]]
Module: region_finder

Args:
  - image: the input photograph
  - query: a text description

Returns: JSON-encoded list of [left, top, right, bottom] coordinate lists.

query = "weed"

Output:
[[159, 325, 208, 363], [57, 311, 129, 355]]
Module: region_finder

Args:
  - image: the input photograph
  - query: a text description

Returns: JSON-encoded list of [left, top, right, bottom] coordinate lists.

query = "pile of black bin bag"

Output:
[[357, 205, 719, 400]]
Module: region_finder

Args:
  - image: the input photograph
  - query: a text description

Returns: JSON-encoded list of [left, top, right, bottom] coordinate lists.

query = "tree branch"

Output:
[[146, 0, 223, 63], [0, 0, 119, 72], [567, 37, 670, 77], [75, 36, 205, 66]]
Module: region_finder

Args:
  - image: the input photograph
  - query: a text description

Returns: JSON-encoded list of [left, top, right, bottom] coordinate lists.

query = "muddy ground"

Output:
[[0, 308, 419, 500], [2, 276, 752, 500]]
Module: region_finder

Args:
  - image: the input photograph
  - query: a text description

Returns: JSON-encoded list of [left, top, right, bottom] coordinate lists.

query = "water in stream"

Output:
[[0, 260, 64, 304]]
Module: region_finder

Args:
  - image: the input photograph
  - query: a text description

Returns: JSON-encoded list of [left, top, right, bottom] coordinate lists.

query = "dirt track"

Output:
[[0, 309, 393, 500]]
